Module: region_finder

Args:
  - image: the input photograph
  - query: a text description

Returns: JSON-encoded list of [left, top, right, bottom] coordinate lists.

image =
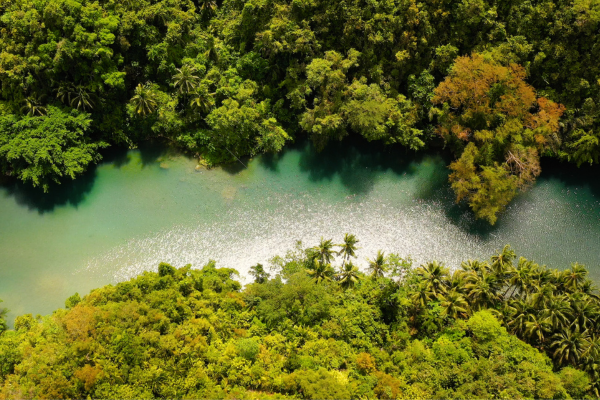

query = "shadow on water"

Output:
[[298, 136, 426, 195], [0, 143, 170, 214], [258, 152, 284, 173], [0, 167, 98, 214], [537, 157, 600, 198]]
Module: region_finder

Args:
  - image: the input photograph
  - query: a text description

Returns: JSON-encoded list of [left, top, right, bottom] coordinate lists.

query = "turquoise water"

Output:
[[0, 139, 599, 323]]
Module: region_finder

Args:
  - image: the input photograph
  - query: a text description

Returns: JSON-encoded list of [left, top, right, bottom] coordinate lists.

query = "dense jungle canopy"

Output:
[[1, 0, 600, 222], [0, 238, 598, 398]]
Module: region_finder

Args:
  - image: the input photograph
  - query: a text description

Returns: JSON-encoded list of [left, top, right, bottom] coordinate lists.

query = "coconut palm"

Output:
[[198, 0, 217, 17], [190, 85, 215, 113], [569, 295, 599, 331], [507, 257, 537, 298], [563, 263, 589, 292], [448, 270, 469, 295], [530, 283, 556, 308], [524, 314, 552, 346], [437, 290, 470, 319], [338, 261, 360, 289], [410, 281, 436, 310], [21, 95, 47, 116], [542, 295, 571, 330], [460, 259, 490, 275], [551, 326, 590, 366], [57, 85, 95, 111], [490, 244, 516, 277], [507, 299, 534, 337], [367, 250, 387, 279], [417, 261, 449, 296], [312, 237, 335, 265], [337, 233, 359, 267], [306, 259, 335, 284], [173, 65, 200, 94], [130, 83, 158, 116], [465, 271, 501, 310]]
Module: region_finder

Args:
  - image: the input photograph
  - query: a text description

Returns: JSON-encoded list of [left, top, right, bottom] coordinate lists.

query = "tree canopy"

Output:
[[2, 0, 600, 220], [0, 237, 597, 398]]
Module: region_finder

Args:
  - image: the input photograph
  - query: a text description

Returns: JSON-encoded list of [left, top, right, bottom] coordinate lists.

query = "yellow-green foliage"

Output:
[[0, 243, 594, 399]]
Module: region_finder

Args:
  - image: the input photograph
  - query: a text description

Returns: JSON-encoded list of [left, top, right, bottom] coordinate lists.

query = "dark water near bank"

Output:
[[0, 139, 599, 323]]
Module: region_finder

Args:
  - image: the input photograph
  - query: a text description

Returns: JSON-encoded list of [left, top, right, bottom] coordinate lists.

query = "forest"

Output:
[[1, 0, 600, 222], [0, 236, 598, 399]]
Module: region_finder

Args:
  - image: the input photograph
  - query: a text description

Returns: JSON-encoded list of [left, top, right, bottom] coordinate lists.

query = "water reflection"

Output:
[[1, 138, 600, 323]]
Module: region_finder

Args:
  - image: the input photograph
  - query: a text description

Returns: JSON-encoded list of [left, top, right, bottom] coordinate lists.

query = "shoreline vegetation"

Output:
[[2, 0, 600, 223], [0, 236, 598, 398]]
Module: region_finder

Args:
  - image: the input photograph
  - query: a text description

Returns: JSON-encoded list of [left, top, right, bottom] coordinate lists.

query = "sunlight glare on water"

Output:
[[0, 139, 599, 322]]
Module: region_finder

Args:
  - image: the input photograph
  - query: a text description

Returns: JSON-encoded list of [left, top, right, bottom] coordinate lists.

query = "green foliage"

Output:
[[0, 107, 106, 191], [0, 239, 596, 398], [2, 0, 600, 222]]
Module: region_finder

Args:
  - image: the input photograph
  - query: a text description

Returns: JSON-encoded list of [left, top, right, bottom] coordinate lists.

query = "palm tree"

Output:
[[367, 250, 387, 279], [173, 65, 200, 94], [130, 83, 158, 116], [490, 244, 516, 278], [337, 233, 359, 267], [524, 314, 552, 347], [21, 95, 47, 116], [541, 295, 571, 330], [306, 259, 335, 284], [460, 259, 490, 275], [58, 85, 94, 111], [313, 237, 336, 265], [190, 85, 215, 113], [551, 326, 590, 366], [569, 295, 600, 331], [410, 281, 436, 310], [507, 299, 534, 337], [563, 263, 589, 292], [437, 290, 470, 319], [465, 272, 501, 310], [417, 261, 449, 297], [507, 257, 537, 298], [530, 283, 556, 308], [448, 270, 468, 295], [198, 0, 217, 17], [338, 261, 360, 289]]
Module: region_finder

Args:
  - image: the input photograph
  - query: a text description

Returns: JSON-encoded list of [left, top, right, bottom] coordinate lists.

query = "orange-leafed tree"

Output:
[[433, 53, 565, 224]]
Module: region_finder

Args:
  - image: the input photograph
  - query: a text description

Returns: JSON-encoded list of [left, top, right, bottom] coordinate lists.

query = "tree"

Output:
[[563, 263, 589, 292], [313, 237, 336, 265], [20, 95, 47, 116], [434, 53, 565, 224], [337, 261, 361, 289], [57, 86, 94, 111], [130, 84, 158, 116], [190, 85, 215, 113], [337, 233, 359, 267], [367, 250, 388, 279], [552, 327, 591, 367], [465, 272, 501, 311], [0, 107, 106, 191], [437, 290, 470, 319], [306, 259, 335, 284], [249, 263, 270, 284], [417, 261, 449, 297], [172, 65, 200, 94]]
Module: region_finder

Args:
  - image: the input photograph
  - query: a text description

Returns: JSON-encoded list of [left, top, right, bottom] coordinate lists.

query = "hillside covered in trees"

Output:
[[2, 0, 600, 222], [0, 237, 598, 399]]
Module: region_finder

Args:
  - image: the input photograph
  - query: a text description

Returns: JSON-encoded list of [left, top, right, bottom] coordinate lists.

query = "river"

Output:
[[1, 138, 599, 323]]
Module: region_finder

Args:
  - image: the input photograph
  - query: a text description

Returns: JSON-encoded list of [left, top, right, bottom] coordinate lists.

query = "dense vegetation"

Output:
[[2, 0, 600, 221], [0, 236, 598, 398]]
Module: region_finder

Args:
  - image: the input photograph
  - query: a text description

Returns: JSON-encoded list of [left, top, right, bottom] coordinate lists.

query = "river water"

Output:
[[0, 139, 599, 323]]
